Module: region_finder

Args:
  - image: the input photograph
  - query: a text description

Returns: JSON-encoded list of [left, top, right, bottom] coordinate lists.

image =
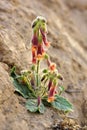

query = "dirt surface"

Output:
[[0, 0, 87, 129]]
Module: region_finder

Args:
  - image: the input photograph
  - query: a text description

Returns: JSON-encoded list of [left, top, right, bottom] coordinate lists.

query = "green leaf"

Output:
[[59, 86, 65, 95], [11, 67, 35, 98], [38, 102, 45, 114], [26, 99, 45, 113], [12, 78, 32, 98], [10, 66, 16, 78], [26, 99, 38, 112], [42, 98, 51, 107], [52, 95, 73, 112]]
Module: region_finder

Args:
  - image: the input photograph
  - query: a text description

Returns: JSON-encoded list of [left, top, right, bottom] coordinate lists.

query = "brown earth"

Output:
[[0, 0, 87, 129]]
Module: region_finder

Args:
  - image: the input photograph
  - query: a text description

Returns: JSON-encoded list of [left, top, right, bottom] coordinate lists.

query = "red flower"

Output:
[[47, 85, 56, 102], [47, 58, 56, 71], [48, 79, 52, 91], [37, 44, 45, 60], [40, 29, 50, 47], [45, 42, 50, 47], [47, 58, 51, 66], [32, 46, 37, 64], [49, 63, 56, 71], [32, 34, 38, 47]]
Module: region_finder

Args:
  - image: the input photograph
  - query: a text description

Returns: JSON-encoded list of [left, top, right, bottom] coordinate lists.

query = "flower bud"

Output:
[[37, 96, 41, 106], [57, 74, 64, 80], [41, 75, 46, 82]]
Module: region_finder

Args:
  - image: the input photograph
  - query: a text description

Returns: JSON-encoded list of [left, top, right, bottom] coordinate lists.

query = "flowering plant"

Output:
[[11, 16, 72, 113]]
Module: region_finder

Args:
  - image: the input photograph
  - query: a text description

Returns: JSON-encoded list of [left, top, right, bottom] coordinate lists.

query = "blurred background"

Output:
[[0, 0, 87, 129]]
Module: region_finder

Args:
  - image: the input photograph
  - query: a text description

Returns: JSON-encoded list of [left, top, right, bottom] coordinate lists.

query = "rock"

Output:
[[0, 0, 87, 129]]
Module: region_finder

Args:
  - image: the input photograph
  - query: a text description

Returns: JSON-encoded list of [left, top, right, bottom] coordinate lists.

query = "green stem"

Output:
[[37, 60, 40, 87]]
